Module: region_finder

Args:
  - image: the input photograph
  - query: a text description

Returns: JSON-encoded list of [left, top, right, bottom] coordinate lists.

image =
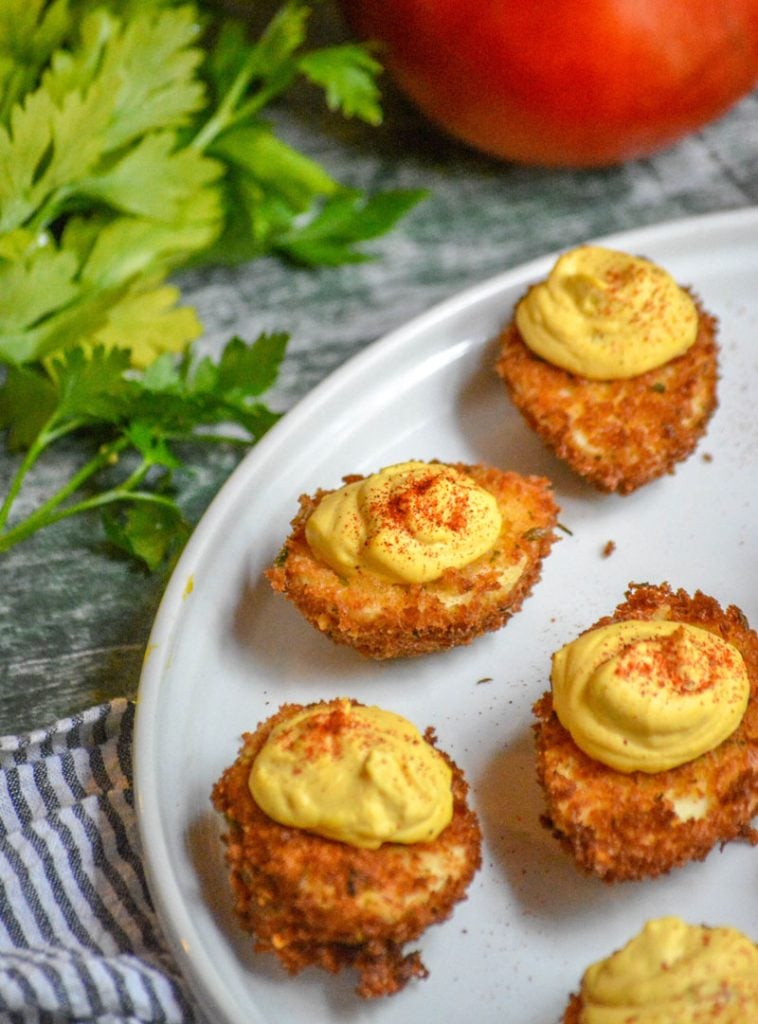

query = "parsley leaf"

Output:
[[102, 501, 191, 572], [0, 363, 57, 449], [275, 188, 430, 266], [298, 44, 383, 125], [0, 0, 70, 121]]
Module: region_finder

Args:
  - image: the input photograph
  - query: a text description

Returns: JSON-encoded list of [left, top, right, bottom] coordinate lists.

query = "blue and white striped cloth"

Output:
[[0, 700, 199, 1023]]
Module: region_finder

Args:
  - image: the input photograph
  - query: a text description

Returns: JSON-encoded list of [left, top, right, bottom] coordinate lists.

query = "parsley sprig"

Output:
[[0, 334, 288, 568], [0, 0, 424, 367], [0, 0, 426, 566]]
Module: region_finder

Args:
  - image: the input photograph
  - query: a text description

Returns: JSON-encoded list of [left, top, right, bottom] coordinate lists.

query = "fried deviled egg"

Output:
[[211, 698, 482, 997], [266, 459, 558, 659], [533, 583, 758, 882], [495, 246, 718, 494], [563, 917, 758, 1023]]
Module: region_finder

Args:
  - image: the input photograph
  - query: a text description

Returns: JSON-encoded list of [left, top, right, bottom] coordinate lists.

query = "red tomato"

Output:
[[339, 0, 758, 166]]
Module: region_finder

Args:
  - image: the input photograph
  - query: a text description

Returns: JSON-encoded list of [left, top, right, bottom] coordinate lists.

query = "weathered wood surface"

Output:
[[2, 3, 758, 734]]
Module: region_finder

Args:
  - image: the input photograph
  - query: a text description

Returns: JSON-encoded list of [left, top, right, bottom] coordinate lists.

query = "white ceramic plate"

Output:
[[135, 208, 758, 1024]]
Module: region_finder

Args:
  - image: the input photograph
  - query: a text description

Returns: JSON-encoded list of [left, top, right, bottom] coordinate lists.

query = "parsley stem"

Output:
[[0, 435, 130, 538], [0, 415, 81, 531], [183, 432, 252, 446], [191, 55, 258, 152], [26, 185, 72, 235], [118, 459, 151, 493], [192, 54, 294, 152], [0, 487, 176, 553], [0, 439, 46, 533]]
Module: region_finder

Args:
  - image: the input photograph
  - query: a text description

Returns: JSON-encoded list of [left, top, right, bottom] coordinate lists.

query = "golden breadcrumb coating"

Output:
[[266, 462, 559, 659], [211, 700, 482, 998], [562, 994, 582, 1024], [494, 298, 718, 494], [533, 583, 758, 882]]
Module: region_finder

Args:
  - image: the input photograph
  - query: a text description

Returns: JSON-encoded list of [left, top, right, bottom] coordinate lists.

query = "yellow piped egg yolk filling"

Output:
[[551, 620, 749, 773], [248, 700, 454, 849], [579, 916, 758, 1024], [304, 461, 502, 584], [515, 245, 698, 380]]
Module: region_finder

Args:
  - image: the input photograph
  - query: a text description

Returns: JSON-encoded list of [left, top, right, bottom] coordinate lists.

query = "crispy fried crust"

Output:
[[266, 462, 558, 659], [211, 700, 482, 998], [494, 298, 718, 494], [562, 994, 582, 1024], [533, 583, 758, 882]]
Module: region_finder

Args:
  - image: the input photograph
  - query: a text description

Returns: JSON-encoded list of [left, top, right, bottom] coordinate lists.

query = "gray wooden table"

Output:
[[2, 3, 758, 735]]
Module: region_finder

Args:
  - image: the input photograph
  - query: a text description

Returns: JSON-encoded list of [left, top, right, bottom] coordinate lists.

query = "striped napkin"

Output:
[[0, 699, 200, 1023]]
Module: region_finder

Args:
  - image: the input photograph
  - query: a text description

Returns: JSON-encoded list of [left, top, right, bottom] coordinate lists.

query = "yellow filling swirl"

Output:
[[551, 620, 749, 773], [305, 461, 502, 584], [249, 700, 453, 849], [580, 917, 758, 1024], [516, 245, 698, 379]]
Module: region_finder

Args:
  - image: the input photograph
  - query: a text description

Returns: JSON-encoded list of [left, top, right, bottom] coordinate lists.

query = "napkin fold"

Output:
[[0, 700, 199, 1023]]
